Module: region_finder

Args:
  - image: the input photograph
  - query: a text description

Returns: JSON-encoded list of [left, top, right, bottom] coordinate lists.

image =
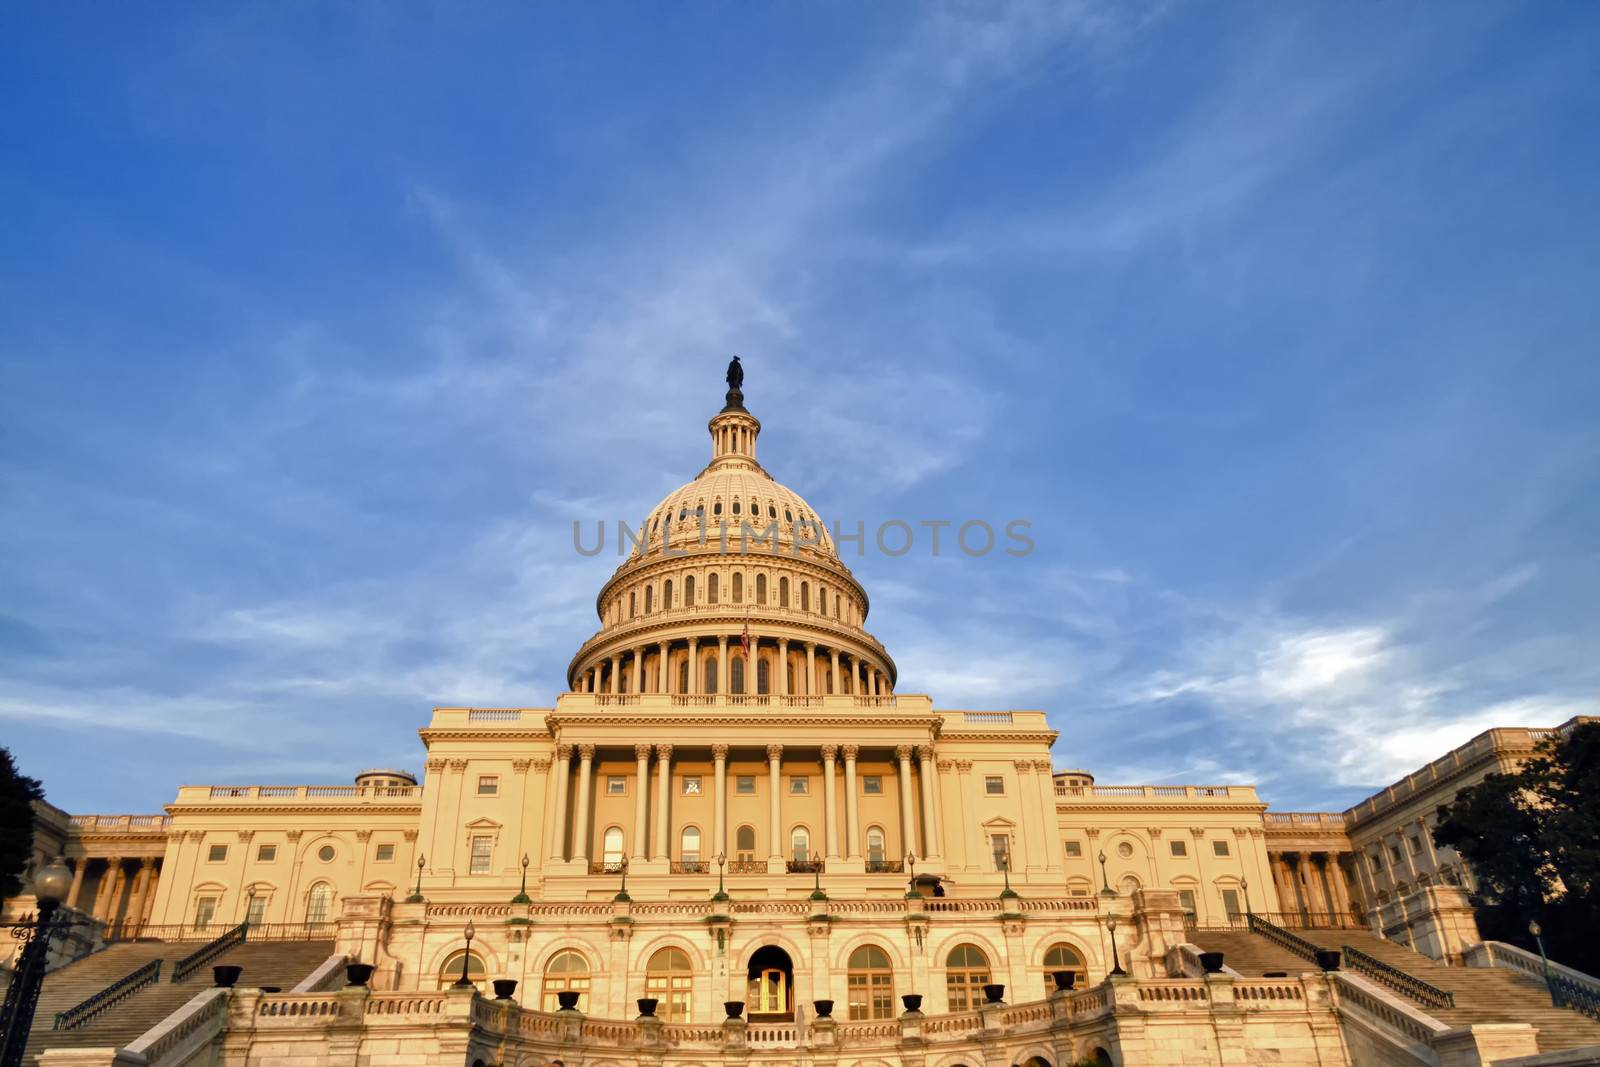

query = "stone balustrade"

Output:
[[1054, 782, 1260, 801]]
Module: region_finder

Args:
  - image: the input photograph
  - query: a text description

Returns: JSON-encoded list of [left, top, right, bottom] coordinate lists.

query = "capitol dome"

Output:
[[566, 359, 895, 698]]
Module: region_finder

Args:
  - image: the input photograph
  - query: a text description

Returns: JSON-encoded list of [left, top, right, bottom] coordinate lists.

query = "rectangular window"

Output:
[[991, 834, 1011, 871], [789, 776, 809, 795], [1407, 835, 1422, 855], [682, 776, 702, 795], [375, 844, 395, 862], [207, 844, 228, 863], [256, 844, 277, 862], [246, 895, 267, 925], [193, 897, 218, 930], [1389, 844, 1402, 863], [470, 835, 493, 875], [606, 776, 627, 795], [1222, 888, 1242, 919], [1171, 839, 1188, 857], [862, 775, 883, 794], [1178, 889, 1198, 917], [1064, 840, 1082, 858], [735, 775, 756, 794], [477, 775, 498, 796], [1212, 839, 1230, 857], [984, 775, 1006, 795]]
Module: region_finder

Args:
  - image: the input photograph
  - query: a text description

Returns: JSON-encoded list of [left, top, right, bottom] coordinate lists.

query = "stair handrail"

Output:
[[1246, 912, 1321, 962], [172, 921, 248, 983], [1465, 941, 1600, 1021], [53, 958, 163, 1030], [1342, 944, 1455, 1010]]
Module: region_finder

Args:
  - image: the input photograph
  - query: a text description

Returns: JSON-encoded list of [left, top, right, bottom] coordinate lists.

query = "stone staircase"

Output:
[[1190, 926, 1600, 1053], [23, 939, 337, 1063]]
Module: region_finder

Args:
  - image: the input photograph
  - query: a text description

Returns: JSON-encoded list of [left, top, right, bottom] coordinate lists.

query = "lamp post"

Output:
[[1528, 920, 1562, 1008], [905, 853, 918, 899], [999, 855, 1019, 903], [407, 854, 426, 903], [1106, 917, 1127, 977], [1098, 851, 1115, 897], [512, 853, 531, 904], [711, 853, 728, 905], [0, 856, 73, 1067], [1241, 877, 1253, 919], [452, 921, 478, 989], [614, 856, 630, 903]]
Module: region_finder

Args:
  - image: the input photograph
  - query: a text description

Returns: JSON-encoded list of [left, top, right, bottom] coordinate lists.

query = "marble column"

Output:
[[654, 744, 673, 862], [1416, 816, 1442, 874], [67, 857, 88, 912], [572, 745, 596, 863], [131, 859, 155, 933], [895, 745, 919, 858], [549, 745, 572, 861], [804, 642, 817, 696], [632, 745, 652, 861], [767, 744, 784, 865], [688, 638, 700, 695], [852, 656, 863, 695], [821, 744, 840, 860], [610, 654, 622, 695], [829, 649, 840, 695], [777, 638, 789, 697], [917, 746, 943, 861], [717, 636, 729, 696], [843, 745, 861, 859], [658, 641, 670, 694], [590, 665, 600, 694], [713, 744, 729, 859]]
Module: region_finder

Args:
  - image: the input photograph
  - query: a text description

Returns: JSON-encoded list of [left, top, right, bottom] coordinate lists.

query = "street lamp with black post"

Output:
[[0, 856, 74, 1067]]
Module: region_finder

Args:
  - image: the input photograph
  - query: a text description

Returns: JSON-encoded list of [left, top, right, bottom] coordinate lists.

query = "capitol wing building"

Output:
[[13, 366, 1600, 1067]]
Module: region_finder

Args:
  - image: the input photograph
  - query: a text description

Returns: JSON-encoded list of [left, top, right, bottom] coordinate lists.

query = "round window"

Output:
[[1117, 842, 1134, 858], [318, 845, 336, 862]]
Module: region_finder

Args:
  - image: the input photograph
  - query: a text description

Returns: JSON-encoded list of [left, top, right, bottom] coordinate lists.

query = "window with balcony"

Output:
[[847, 946, 894, 1020], [945, 944, 991, 1011], [791, 827, 810, 863], [603, 827, 624, 866], [681, 826, 702, 866], [736, 825, 757, 864], [866, 826, 886, 865], [193, 896, 218, 930]]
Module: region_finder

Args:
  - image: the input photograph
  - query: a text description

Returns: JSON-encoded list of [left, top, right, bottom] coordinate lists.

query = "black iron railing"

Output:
[[865, 860, 905, 874], [588, 861, 627, 875], [1549, 970, 1600, 1021], [172, 922, 247, 983], [670, 861, 709, 874], [1189, 910, 1363, 931], [1246, 913, 1322, 961], [786, 859, 825, 874], [728, 860, 767, 874], [54, 959, 161, 1030], [107, 921, 334, 943], [1342, 944, 1455, 1010]]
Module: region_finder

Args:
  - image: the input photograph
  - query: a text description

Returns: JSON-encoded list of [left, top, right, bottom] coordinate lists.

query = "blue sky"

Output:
[[3, 3, 1597, 814]]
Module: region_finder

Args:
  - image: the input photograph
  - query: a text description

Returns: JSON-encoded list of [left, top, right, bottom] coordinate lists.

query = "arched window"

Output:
[[757, 659, 770, 695], [645, 947, 693, 1022], [685, 575, 695, 606], [681, 827, 701, 864], [736, 825, 757, 863], [438, 950, 485, 990], [779, 577, 790, 607], [705, 658, 718, 694], [603, 827, 624, 866], [1042, 943, 1087, 993], [629, 591, 636, 618], [678, 661, 689, 695], [866, 827, 886, 865], [306, 882, 332, 924], [755, 573, 766, 604], [733, 572, 743, 603], [819, 583, 826, 613], [791, 827, 810, 862], [645, 585, 654, 613], [847, 945, 894, 1020], [800, 581, 809, 611], [945, 944, 991, 1011], [731, 657, 745, 695], [1118, 874, 1141, 895], [664, 579, 673, 609], [708, 573, 719, 604], [541, 950, 590, 1012], [834, 594, 841, 619]]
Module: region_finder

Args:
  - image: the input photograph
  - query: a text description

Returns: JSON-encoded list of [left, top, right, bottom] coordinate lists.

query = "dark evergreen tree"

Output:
[[0, 746, 45, 905], [1434, 722, 1600, 972]]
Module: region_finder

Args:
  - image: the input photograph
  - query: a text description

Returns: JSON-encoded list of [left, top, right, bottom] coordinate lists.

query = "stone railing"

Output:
[[1055, 783, 1258, 800], [122, 986, 231, 1066], [1464, 941, 1600, 1021], [190, 784, 422, 800], [68, 813, 171, 831], [1329, 971, 1449, 1048], [1343, 724, 1568, 825], [1265, 812, 1347, 826]]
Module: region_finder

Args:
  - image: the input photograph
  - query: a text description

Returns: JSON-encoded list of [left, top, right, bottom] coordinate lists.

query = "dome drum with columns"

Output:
[[568, 372, 894, 699]]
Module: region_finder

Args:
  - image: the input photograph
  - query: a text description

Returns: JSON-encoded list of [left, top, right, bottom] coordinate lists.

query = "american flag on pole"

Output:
[[740, 620, 750, 659]]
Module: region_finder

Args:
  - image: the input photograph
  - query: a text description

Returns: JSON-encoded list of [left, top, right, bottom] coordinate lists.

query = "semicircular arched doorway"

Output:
[[747, 944, 795, 1022]]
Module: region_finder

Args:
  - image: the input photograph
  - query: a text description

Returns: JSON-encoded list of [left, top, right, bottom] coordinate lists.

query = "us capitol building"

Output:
[[11, 362, 1598, 1066]]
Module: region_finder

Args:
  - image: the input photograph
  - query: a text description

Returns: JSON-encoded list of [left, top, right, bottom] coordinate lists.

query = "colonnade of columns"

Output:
[[547, 741, 943, 871], [1353, 815, 1473, 903], [576, 633, 891, 699], [62, 855, 162, 931], [1268, 850, 1355, 923]]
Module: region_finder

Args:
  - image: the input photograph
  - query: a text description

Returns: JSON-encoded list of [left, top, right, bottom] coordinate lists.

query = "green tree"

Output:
[[1434, 722, 1600, 973], [0, 746, 46, 905]]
